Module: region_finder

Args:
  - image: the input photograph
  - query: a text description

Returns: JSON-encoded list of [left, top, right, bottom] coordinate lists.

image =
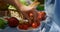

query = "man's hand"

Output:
[[18, 0, 39, 22], [3, 0, 40, 22]]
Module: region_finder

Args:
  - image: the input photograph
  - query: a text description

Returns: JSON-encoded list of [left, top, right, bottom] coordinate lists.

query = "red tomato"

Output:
[[40, 11, 46, 17], [18, 24, 23, 29], [23, 24, 29, 30], [29, 13, 33, 17], [32, 22, 38, 28], [37, 11, 46, 20], [8, 17, 19, 27], [37, 12, 42, 19], [18, 24, 29, 30], [37, 15, 42, 19]]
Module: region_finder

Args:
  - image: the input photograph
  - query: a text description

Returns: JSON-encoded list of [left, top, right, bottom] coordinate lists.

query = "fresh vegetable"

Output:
[[0, 18, 8, 29], [18, 23, 29, 30], [37, 11, 46, 21], [36, 5, 44, 11], [17, 11, 46, 30], [32, 22, 38, 28], [29, 11, 46, 20], [8, 17, 19, 27], [29, 13, 33, 17]]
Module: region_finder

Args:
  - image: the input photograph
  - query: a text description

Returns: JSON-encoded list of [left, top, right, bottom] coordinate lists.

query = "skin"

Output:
[[2, 0, 39, 22]]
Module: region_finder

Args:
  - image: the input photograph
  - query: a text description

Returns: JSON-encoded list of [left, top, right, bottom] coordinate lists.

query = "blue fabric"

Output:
[[44, 0, 60, 32], [45, 0, 60, 27], [41, 16, 60, 32]]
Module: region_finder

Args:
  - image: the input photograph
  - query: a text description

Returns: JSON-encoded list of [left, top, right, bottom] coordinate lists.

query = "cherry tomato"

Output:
[[32, 22, 38, 28], [40, 11, 46, 17], [29, 13, 33, 17], [18, 24, 29, 30], [37, 11, 46, 20], [8, 17, 19, 27], [23, 24, 29, 30], [37, 12, 42, 19], [18, 24, 23, 29]]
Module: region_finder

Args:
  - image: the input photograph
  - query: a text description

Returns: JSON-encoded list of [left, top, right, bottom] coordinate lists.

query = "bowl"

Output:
[[17, 22, 41, 32]]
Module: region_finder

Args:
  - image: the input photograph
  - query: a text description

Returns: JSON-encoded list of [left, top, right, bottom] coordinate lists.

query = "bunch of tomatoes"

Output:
[[18, 11, 46, 30], [5, 11, 46, 30]]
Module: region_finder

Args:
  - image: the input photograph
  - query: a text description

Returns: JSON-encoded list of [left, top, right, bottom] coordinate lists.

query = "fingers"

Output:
[[21, 11, 31, 21], [31, 9, 38, 22]]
